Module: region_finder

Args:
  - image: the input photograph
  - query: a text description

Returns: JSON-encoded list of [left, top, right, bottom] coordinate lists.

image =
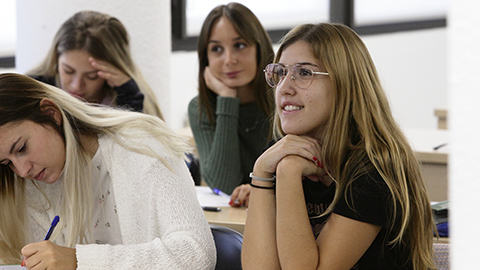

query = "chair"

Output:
[[433, 243, 450, 270], [210, 225, 243, 270]]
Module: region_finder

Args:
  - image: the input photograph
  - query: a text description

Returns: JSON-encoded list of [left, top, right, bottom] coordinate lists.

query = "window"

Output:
[[185, 0, 329, 37], [0, 0, 16, 67], [172, 0, 448, 51]]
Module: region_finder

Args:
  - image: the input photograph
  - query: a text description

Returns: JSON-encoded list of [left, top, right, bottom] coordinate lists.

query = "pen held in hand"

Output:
[[44, 215, 60, 241], [22, 215, 60, 267], [213, 188, 239, 206]]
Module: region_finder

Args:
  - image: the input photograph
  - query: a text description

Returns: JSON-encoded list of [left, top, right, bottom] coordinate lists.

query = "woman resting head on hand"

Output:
[[188, 2, 274, 206], [28, 10, 163, 118], [0, 73, 215, 269], [242, 23, 436, 270]]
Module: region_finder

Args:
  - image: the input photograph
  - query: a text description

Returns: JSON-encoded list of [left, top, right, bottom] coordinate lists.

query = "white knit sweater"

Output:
[[26, 134, 216, 269]]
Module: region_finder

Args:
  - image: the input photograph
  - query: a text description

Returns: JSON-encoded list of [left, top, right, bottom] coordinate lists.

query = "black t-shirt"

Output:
[[304, 170, 412, 269]]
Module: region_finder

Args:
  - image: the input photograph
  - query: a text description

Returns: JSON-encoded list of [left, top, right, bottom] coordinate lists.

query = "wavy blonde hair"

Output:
[[0, 73, 189, 264], [273, 23, 436, 269], [28, 10, 163, 119]]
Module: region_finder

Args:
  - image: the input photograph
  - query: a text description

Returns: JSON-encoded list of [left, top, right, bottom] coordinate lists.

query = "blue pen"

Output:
[[44, 215, 60, 241], [213, 188, 240, 205], [213, 188, 230, 199]]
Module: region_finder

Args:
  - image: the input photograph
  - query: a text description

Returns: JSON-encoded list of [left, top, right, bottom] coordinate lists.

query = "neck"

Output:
[[79, 133, 99, 158], [236, 84, 255, 104]]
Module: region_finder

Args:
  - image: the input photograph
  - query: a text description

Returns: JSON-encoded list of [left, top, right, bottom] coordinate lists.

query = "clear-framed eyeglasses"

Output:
[[263, 63, 329, 89]]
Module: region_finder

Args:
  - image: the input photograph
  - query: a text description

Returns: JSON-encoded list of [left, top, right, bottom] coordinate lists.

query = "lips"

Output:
[[34, 169, 46, 181], [283, 105, 304, 112], [281, 101, 304, 113], [69, 91, 84, 99], [225, 71, 241, 78]]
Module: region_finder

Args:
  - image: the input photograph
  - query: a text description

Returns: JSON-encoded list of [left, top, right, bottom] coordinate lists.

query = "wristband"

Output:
[[249, 172, 275, 182], [250, 182, 275, 189]]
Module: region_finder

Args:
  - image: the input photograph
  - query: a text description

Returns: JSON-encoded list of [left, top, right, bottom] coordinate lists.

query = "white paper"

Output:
[[195, 186, 231, 207], [0, 266, 26, 270]]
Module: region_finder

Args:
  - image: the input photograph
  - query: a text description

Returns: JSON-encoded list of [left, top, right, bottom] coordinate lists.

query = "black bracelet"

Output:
[[250, 182, 275, 189]]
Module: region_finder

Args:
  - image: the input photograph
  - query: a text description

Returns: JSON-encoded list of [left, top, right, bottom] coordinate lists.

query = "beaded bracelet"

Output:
[[249, 172, 275, 182], [250, 182, 275, 189]]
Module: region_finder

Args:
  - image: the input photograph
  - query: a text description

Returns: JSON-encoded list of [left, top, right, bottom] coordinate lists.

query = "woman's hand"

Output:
[[89, 57, 131, 88], [21, 241, 77, 270], [204, 67, 237, 98], [253, 134, 324, 179], [230, 184, 251, 207]]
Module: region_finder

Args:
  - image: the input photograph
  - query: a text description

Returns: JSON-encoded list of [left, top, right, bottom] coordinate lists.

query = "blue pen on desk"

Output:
[[44, 215, 60, 241], [213, 188, 230, 199]]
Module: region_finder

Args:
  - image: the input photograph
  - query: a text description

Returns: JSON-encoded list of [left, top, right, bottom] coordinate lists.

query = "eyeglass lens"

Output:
[[264, 64, 315, 89]]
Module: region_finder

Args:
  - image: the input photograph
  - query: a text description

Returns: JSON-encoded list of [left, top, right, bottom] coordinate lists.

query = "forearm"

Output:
[[242, 177, 280, 270], [76, 234, 214, 269], [275, 162, 319, 270]]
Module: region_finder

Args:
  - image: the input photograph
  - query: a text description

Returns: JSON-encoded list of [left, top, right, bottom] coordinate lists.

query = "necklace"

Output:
[[240, 115, 260, 133]]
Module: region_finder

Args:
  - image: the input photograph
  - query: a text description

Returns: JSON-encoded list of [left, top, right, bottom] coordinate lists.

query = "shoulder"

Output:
[[334, 169, 391, 227], [188, 96, 200, 112], [98, 133, 171, 165], [188, 96, 199, 110]]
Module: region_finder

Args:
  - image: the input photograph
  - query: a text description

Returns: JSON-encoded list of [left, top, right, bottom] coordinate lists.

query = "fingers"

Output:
[[22, 241, 45, 270], [229, 184, 251, 207], [204, 67, 237, 97], [89, 57, 130, 87], [21, 241, 77, 270], [254, 134, 322, 175]]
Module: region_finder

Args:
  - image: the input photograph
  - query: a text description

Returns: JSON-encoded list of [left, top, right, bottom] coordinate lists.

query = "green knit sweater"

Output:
[[188, 96, 270, 194]]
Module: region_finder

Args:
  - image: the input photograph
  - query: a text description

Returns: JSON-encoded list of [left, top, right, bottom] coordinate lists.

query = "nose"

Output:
[[11, 158, 32, 179], [225, 49, 238, 66], [276, 72, 296, 96], [70, 75, 84, 92]]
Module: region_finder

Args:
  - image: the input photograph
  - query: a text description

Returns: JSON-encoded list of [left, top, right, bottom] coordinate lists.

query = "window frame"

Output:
[[171, 0, 446, 51], [0, 0, 447, 68]]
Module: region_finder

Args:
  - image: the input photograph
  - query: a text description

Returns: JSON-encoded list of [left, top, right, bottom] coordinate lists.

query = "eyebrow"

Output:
[[296, 62, 320, 67], [61, 62, 98, 75], [208, 37, 244, 45]]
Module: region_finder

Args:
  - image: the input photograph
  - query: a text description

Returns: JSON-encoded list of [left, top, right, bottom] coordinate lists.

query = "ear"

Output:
[[39, 98, 63, 126]]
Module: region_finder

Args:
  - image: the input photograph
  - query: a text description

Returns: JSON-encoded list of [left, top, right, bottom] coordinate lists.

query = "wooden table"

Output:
[[203, 207, 247, 234]]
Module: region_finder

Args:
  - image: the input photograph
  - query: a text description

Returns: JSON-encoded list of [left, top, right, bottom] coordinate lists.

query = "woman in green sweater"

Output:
[[188, 2, 274, 206]]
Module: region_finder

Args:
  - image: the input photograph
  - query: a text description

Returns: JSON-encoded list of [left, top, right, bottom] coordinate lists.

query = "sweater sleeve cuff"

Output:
[[76, 244, 109, 268], [215, 96, 240, 117]]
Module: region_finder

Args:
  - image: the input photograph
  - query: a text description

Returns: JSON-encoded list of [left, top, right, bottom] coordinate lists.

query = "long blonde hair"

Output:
[[273, 23, 436, 269], [0, 73, 189, 264], [28, 10, 163, 119]]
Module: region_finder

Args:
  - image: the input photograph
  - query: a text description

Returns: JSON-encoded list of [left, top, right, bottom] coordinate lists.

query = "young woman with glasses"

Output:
[[188, 2, 274, 206], [28, 10, 163, 119], [242, 23, 436, 269], [0, 73, 215, 269]]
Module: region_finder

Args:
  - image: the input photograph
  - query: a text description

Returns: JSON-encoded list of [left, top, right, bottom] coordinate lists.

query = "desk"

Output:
[[203, 207, 247, 234], [196, 186, 247, 234], [403, 128, 449, 201]]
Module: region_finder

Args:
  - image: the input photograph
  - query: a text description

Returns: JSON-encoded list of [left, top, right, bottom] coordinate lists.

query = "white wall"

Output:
[[13, 0, 448, 132], [15, 0, 172, 123], [449, 0, 480, 267], [170, 27, 447, 131]]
